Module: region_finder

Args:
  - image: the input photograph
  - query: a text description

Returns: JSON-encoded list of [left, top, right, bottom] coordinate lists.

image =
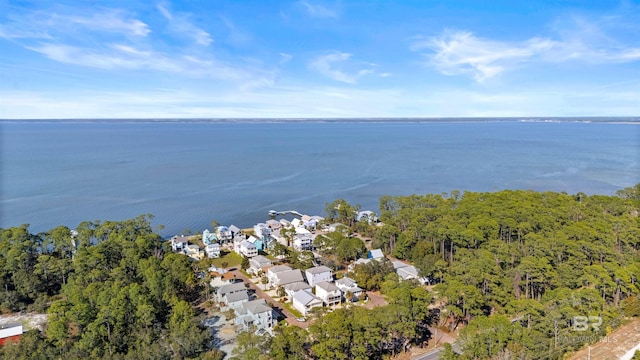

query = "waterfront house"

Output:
[[229, 225, 241, 239], [305, 265, 333, 287], [215, 226, 233, 243], [249, 255, 273, 275], [278, 219, 292, 228], [205, 243, 221, 258], [335, 277, 364, 301], [254, 223, 271, 241], [266, 219, 282, 231], [202, 229, 217, 245], [186, 244, 204, 260], [315, 281, 341, 306], [356, 210, 378, 224], [234, 299, 275, 333], [292, 289, 323, 316], [171, 235, 188, 252]]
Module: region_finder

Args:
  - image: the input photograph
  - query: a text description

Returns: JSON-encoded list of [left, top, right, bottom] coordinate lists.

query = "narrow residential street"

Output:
[[230, 270, 309, 328]]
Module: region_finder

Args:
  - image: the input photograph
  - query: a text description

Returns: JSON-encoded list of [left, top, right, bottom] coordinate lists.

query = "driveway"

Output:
[[231, 270, 309, 328]]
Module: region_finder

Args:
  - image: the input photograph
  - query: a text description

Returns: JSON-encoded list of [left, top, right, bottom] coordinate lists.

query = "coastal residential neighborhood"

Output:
[[165, 208, 439, 357]]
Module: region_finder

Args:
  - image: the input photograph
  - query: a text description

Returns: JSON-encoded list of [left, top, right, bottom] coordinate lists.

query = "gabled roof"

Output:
[[306, 265, 332, 275], [218, 282, 246, 295], [240, 240, 257, 249], [250, 255, 272, 267], [225, 290, 249, 303], [243, 299, 272, 315], [315, 281, 340, 293], [275, 269, 304, 285], [268, 265, 292, 274], [392, 260, 409, 270], [229, 225, 241, 233], [368, 249, 384, 259], [284, 281, 312, 292], [397, 265, 419, 279], [336, 277, 357, 288], [293, 289, 320, 306]]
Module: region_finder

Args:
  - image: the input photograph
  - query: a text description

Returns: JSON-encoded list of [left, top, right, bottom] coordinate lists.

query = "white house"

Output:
[[271, 269, 305, 288], [356, 210, 377, 224], [392, 261, 428, 284], [249, 255, 273, 275], [283, 281, 312, 301], [235, 299, 275, 333], [215, 226, 233, 243], [238, 240, 258, 258], [267, 265, 292, 286], [293, 233, 313, 251], [305, 265, 333, 287], [171, 235, 188, 252], [315, 281, 341, 306], [368, 249, 385, 260], [335, 277, 364, 301], [254, 223, 271, 240], [222, 290, 249, 311], [215, 282, 246, 303], [292, 289, 323, 316], [348, 258, 372, 272], [279, 219, 292, 228], [205, 243, 221, 258], [228, 225, 241, 238]]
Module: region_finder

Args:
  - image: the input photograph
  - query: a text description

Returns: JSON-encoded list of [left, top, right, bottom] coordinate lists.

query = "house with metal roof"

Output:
[[305, 265, 333, 287], [234, 299, 275, 333], [292, 289, 323, 316], [315, 281, 341, 306], [335, 277, 364, 302]]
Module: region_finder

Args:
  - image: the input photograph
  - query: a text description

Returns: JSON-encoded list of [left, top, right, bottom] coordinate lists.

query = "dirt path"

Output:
[[567, 317, 640, 360], [230, 270, 309, 328], [0, 313, 48, 331]]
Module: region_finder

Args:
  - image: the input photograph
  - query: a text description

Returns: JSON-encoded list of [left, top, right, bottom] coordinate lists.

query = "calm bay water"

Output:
[[1, 120, 638, 237]]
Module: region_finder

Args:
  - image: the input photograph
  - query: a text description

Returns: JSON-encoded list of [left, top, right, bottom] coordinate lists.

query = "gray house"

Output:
[[235, 299, 275, 333]]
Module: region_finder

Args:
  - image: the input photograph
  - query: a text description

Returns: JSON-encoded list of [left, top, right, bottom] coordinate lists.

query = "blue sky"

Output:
[[0, 0, 638, 118]]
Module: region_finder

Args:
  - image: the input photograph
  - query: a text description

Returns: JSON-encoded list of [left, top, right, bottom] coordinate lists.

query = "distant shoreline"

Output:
[[1, 117, 639, 124]]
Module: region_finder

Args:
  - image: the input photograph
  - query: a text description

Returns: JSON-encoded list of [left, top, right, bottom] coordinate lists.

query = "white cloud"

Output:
[[0, 9, 150, 40], [412, 30, 556, 82], [279, 53, 293, 64], [414, 13, 640, 83], [298, 1, 339, 18], [157, 2, 212, 46], [25, 42, 267, 82], [309, 52, 376, 83]]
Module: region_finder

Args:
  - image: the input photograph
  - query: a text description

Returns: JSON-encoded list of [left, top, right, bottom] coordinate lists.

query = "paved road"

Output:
[[230, 270, 309, 328]]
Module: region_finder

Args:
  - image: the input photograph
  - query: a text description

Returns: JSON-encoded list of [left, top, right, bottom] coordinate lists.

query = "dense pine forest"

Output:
[[0, 185, 638, 359]]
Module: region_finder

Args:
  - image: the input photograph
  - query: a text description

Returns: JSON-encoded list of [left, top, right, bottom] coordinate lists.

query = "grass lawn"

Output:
[[210, 250, 243, 268], [281, 302, 304, 318]]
